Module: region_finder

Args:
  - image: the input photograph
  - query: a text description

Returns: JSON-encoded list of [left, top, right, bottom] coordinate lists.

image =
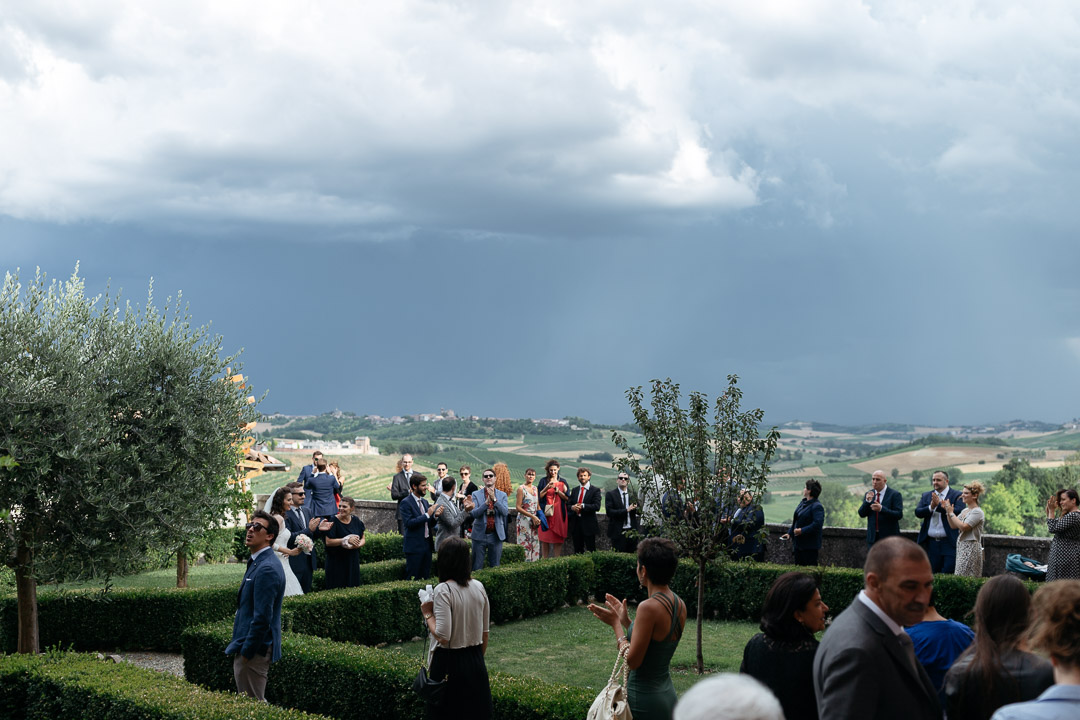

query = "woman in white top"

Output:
[[266, 486, 304, 596], [943, 481, 986, 578], [419, 536, 492, 719]]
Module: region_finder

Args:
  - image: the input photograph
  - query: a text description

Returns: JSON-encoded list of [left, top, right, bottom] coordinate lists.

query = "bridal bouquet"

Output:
[[295, 534, 314, 554]]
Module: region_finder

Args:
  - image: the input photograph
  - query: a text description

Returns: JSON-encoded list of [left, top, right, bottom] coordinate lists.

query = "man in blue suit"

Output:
[[466, 468, 508, 570], [725, 489, 766, 561], [226, 509, 286, 702], [400, 473, 439, 579], [914, 470, 963, 573], [303, 454, 341, 518], [858, 470, 904, 546], [296, 450, 321, 487], [285, 482, 319, 593]]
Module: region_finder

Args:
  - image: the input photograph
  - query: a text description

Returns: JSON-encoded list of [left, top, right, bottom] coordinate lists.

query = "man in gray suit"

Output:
[[813, 536, 941, 720]]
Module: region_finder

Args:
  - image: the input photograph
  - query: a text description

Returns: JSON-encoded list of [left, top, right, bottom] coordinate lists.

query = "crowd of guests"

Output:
[[737, 537, 1080, 720]]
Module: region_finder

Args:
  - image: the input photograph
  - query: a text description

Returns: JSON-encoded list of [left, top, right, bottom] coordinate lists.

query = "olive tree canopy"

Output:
[[0, 267, 258, 652]]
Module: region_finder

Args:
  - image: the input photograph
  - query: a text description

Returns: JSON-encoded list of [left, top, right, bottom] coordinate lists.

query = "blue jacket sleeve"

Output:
[[242, 564, 277, 659]]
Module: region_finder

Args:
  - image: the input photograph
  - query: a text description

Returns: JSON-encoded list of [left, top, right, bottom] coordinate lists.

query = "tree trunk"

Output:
[[15, 539, 38, 654], [696, 557, 705, 674], [176, 549, 188, 588]]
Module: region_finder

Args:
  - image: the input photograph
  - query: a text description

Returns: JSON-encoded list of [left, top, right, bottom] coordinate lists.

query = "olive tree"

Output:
[[0, 267, 258, 652], [613, 376, 779, 674]]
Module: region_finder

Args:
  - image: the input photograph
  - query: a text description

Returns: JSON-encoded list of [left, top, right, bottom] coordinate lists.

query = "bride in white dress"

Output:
[[264, 487, 304, 596]]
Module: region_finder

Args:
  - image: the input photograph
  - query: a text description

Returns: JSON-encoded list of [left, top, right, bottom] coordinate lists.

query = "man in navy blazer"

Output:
[[781, 479, 826, 565], [285, 483, 319, 593], [858, 470, 904, 546], [400, 474, 439, 579], [914, 470, 963, 574], [296, 450, 321, 487], [466, 468, 508, 570], [226, 509, 286, 702], [303, 455, 341, 518], [605, 473, 640, 553]]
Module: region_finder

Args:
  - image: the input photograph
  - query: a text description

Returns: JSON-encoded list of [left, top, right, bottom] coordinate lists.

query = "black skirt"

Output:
[[427, 644, 492, 720]]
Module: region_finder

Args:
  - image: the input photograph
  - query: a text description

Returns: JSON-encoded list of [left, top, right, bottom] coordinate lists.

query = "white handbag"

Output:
[[587, 644, 633, 720]]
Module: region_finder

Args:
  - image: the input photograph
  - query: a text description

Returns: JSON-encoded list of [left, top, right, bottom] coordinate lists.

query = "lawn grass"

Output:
[[384, 606, 758, 695], [43, 562, 245, 591]]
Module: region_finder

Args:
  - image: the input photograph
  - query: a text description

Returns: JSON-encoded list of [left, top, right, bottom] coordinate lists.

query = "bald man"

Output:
[[813, 537, 941, 720], [858, 470, 904, 546]]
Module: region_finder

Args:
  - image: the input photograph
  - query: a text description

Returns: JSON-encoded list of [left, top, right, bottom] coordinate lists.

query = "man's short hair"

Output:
[[409, 472, 427, 490], [674, 673, 783, 720], [933, 470, 949, 481], [865, 536, 928, 582], [286, 481, 302, 491], [250, 509, 279, 542], [312, 451, 324, 459], [805, 479, 822, 499], [437, 462, 447, 469], [442, 477, 456, 493]]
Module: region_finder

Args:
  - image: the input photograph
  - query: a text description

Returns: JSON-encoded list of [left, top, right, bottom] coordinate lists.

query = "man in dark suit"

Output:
[[780, 479, 825, 566], [303, 454, 341, 518], [567, 467, 602, 553], [296, 450, 321, 487], [813, 536, 940, 720], [387, 453, 414, 533], [285, 482, 319, 593], [914, 470, 963, 574], [605, 473, 640, 553], [400, 473, 439, 579], [466, 468, 508, 569], [858, 470, 903, 546], [225, 509, 286, 702]]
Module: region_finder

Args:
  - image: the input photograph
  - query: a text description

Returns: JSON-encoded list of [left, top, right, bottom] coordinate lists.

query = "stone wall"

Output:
[[272, 498, 1053, 576]]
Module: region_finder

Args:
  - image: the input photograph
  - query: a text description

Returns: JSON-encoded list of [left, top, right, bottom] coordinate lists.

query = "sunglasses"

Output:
[[245, 522, 268, 532], [482, 474, 495, 479]]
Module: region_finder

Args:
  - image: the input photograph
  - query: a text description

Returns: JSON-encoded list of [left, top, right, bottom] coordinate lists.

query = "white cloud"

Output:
[[1, 1, 1079, 235]]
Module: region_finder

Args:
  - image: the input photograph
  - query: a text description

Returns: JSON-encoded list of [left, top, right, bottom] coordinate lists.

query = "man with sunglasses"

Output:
[[464, 469, 509, 570], [285, 482, 319, 594], [226, 509, 286, 702]]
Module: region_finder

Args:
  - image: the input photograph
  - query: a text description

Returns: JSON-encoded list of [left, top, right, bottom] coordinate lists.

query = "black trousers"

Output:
[[405, 551, 432, 580], [571, 525, 596, 554], [793, 548, 819, 566], [428, 645, 491, 720], [610, 530, 637, 553]]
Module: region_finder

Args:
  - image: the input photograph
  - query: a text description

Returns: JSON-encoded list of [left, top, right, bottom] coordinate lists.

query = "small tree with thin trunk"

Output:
[[0, 267, 258, 652], [612, 376, 779, 674]]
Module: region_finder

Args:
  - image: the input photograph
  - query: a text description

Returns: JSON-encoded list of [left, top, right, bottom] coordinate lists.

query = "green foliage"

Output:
[[0, 267, 259, 649], [0, 585, 238, 653], [182, 622, 594, 720], [980, 459, 1080, 536], [0, 652, 319, 720], [286, 556, 584, 645], [818, 480, 862, 528]]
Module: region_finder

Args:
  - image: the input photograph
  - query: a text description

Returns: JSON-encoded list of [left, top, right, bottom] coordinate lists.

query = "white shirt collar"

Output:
[[857, 589, 904, 636], [250, 546, 273, 561]]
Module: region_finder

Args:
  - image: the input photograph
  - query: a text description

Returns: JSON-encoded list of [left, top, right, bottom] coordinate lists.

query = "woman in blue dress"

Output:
[[590, 537, 686, 720]]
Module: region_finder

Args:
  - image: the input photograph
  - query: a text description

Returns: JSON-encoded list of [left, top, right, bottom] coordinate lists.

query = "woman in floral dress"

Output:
[[515, 468, 541, 561]]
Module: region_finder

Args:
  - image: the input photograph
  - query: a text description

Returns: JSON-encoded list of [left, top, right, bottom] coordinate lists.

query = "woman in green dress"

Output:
[[590, 537, 687, 720]]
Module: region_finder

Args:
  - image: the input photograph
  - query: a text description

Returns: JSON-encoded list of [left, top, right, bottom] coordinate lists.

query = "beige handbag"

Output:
[[587, 644, 632, 720]]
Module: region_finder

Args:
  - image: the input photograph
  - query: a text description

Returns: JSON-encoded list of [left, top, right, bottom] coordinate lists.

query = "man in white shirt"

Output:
[[605, 473, 640, 553], [813, 536, 941, 720], [915, 470, 963, 574]]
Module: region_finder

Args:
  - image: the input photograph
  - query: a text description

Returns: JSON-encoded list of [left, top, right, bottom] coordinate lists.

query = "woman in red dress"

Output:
[[538, 459, 569, 557]]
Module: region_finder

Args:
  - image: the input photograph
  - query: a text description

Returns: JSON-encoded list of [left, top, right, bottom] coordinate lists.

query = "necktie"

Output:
[[580, 486, 587, 504], [622, 491, 630, 529], [874, 492, 881, 531], [897, 631, 919, 674], [419, 498, 428, 537]]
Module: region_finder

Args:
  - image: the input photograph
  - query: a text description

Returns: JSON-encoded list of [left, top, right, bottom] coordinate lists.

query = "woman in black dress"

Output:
[[740, 572, 829, 720], [1045, 488, 1080, 581], [323, 496, 366, 589]]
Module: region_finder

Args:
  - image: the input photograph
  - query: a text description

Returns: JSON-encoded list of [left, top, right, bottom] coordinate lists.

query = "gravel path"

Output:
[[117, 651, 185, 677]]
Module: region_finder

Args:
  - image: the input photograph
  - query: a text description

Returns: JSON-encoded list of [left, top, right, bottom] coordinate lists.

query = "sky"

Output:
[[3, 1, 1080, 426]]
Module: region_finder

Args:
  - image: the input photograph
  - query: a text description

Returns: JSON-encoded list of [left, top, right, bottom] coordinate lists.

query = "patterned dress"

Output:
[[1046, 510, 1080, 582], [954, 506, 984, 578], [515, 486, 540, 561]]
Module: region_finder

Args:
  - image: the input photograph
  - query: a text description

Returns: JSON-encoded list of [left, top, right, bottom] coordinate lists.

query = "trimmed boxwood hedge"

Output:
[[589, 551, 1014, 625], [0, 652, 323, 720], [182, 622, 593, 720], [0, 585, 238, 653], [286, 555, 594, 645]]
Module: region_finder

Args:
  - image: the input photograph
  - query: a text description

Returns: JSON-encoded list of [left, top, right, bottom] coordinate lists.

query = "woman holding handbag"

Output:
[[419, 536, 492, 719], [538, 459, 569, 557], [589, 537, 686, 720]]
